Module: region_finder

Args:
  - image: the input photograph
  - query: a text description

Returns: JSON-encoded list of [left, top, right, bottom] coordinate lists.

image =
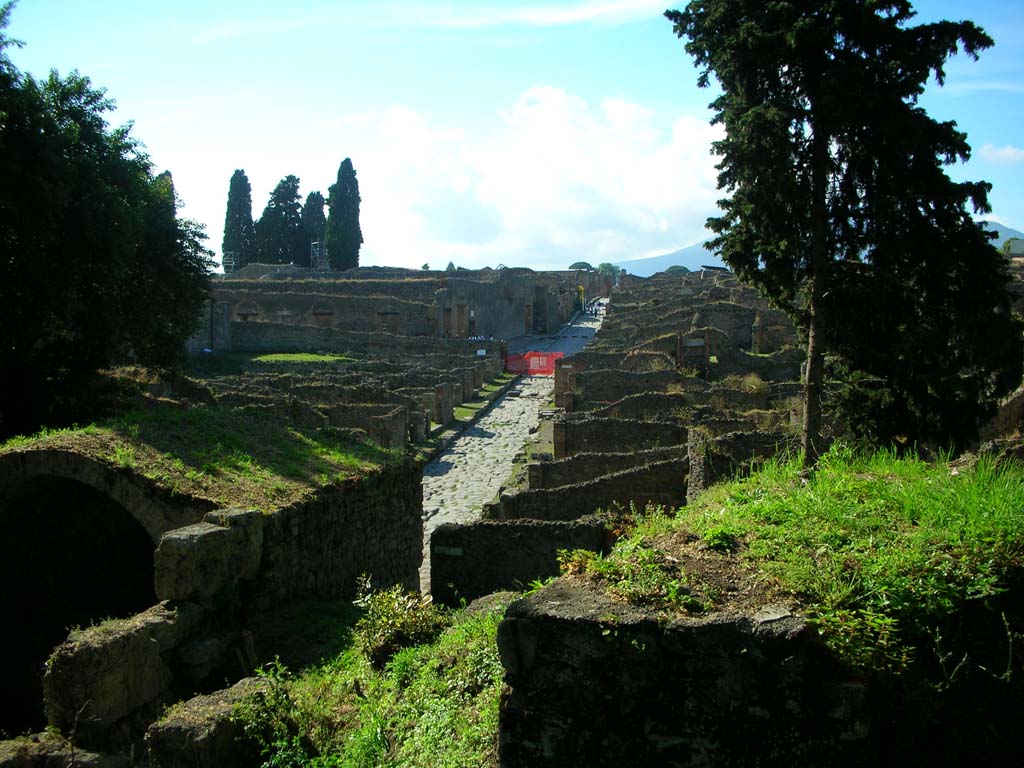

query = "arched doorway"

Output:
[[0, 476, 156, 734]]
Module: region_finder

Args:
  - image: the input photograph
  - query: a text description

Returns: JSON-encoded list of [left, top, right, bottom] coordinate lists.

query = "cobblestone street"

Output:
[[420, 313, 601, 592]]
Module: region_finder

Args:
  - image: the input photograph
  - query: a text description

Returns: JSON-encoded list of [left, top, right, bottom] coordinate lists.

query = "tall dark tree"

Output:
[[256, 175, 303, 265], [0, 3, 211, 437], [668, 0, 1023, 461], [298, 190, 326, 268], [222, 169, 256, 272], [324, 158, 362, 270]]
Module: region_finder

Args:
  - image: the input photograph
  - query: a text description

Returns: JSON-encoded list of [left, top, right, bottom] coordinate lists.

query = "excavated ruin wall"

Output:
[[41, 460, 423, 751], [572, 369, 698, 406], [485, 459, 688, 521], [527, 446, 687, 490], [218, 290, 434, 335], [429, 516, 612, 606], [553, 417, 688, 459], [0, 449, 215, 543], [230, 321, 502, 365], [588, 392, 694, 421], [497, 581, 870, 767], [687, 430, 792, 504]]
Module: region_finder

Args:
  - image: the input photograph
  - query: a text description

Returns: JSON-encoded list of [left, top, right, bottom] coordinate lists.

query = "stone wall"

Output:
[[429, 516, 612, 606], [185, 301, 231, 354], [589, 392, 693, 421], [0, 449, 215, 543], [497, 581, 869, 767], [485, 458, 688, 521], [553, 417, 687, 459], [40, 460, 423, 751], [573, 369, 697, 406], [687, 430, 792, 504], [527, 446, 687, 490], [229, 321, 502, 364]]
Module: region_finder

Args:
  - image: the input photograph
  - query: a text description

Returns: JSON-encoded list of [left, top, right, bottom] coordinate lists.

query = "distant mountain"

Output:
[[616, 220, 1022, 279], [614, 241, 724, 278], [980, 221, 1024, 247]]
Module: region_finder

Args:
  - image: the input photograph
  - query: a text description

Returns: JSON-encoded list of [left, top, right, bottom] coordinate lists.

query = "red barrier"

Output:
[[505, 351, 564, 375]]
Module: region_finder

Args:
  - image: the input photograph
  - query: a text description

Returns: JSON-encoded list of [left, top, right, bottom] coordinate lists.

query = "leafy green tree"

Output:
[[596, 263, 621, 276], [256, 175, 303, 265], [324, 158, 362, 270], [445, 261, 457, 272], [222, 169, 256, 272], [668, 0, 1022, 460], [664, 265, 690, 275], [298, 190, 326, 268], [569, 261, 595, 270], [0, 5, 211, 436]]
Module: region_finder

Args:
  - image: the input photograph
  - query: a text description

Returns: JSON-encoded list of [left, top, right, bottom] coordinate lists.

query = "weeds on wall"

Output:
[[231, 591, 506, 768]]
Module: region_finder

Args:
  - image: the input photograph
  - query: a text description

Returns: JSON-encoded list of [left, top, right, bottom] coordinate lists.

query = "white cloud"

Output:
[[349, 87, 723, 269], [979, 143, 1024, 165], [171, 87, 722, 271]]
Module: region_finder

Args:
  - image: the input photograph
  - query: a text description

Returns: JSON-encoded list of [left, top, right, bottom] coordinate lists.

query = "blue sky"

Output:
[[7, 0, 1023, 271]]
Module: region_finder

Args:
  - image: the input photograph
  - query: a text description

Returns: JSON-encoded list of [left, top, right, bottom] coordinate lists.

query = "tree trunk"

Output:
[[802, 122, 829, 468]]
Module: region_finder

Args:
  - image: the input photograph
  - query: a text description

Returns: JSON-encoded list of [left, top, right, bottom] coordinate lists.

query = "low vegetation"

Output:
[[563, 445, 1024, 683], [0, 404, 398, 510], [233, 589, 507, 768]]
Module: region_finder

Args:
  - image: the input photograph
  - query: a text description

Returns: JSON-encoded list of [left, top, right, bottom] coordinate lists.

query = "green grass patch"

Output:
[[2, 404, 398, 510], [233, 589, 508, 768], [252, 353, 354, 364], [566, 444, 1024, 682]]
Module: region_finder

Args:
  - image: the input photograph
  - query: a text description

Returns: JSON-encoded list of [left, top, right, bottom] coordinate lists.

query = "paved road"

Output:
[[419, 312, 601, 593]]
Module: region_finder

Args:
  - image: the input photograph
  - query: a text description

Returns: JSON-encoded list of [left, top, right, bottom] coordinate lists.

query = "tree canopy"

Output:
[[668, 0, 1022, 458], [222, 169, 256, 272], [300, 190, 327, 267], [569, 261, 595, 271], [256, 175, 304, 265], [0, 3, 212, 437], [324, 158, 362, 270]]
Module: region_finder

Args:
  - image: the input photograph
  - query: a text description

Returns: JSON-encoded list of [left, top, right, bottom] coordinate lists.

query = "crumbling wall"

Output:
[[553, 417, 687, 459], [429, 516, 612, 606], [485, 459, 688, 521], [573, 369, 697, 406], [497, 581, 869, 767], [527, 446, 687, 490], [40, 460, 423, 751], [687, 430, 791, 504]]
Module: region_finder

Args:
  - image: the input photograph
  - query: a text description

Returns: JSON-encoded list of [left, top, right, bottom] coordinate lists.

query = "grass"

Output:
[[186, 351, 356, 376], [251, 353, 355, 364], [231, 590, 508, 768], [0, 404, 398, 510], [563, 444, 1024, 680]]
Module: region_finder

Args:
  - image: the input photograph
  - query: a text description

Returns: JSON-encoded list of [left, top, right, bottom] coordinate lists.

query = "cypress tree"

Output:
[[222, 169, 256, 272], [298, 190, 326, 268], [256, 175, 303, 265], [324, 158, 362, 270]]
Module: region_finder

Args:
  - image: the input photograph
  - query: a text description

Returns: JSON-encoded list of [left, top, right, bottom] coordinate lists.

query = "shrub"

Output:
[[355, 586, 451, 669]]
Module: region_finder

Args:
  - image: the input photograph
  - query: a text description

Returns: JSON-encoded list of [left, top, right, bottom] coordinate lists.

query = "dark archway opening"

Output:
[[0, 476, 156, 736]]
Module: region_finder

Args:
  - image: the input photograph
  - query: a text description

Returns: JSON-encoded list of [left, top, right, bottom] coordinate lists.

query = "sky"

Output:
[[6, 0, 1024, 272]]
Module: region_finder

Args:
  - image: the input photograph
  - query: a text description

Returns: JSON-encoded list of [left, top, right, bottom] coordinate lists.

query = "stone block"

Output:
[[44, 618, 170, 738], [146, 677, 268, 768], [154, 512, 263, 602]]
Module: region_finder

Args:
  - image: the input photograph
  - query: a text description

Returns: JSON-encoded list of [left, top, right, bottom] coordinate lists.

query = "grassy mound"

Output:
[[0, 404, 398, 510]]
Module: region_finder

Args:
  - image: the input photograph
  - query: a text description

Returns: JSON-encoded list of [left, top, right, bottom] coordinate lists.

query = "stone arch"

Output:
[[0, 449, 212, 543], [0, 473, 161, 734], [235, 300, 261, 321]]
